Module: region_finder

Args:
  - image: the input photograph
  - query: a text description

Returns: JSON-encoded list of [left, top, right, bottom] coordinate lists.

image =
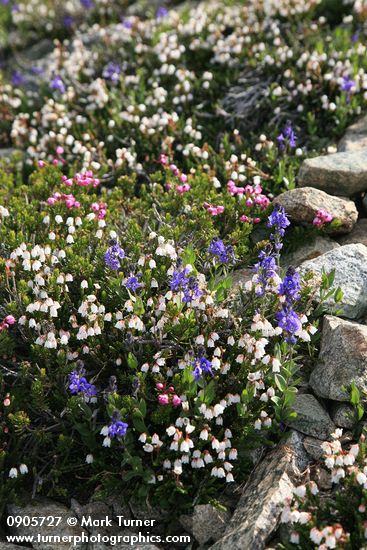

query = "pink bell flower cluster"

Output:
[[159, 155, 190, 194], [156, 382, 182, 408], [313, 208, 333, 227], [227, 179, 269, 224], [91, 202, 107, 219], [0, 314, 16, 332], [61, 170, 100, 188], [240, 214, 261, 224], [47, 192, 80, 209], [203, 202, 224, 216], [227, 180, 270, 209]]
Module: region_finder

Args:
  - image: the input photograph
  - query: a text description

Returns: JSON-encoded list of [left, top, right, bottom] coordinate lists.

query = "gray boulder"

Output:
[[338, 114, 367, 152], [180, 504, 230, 546], [330, 402, 356, 428], [338, 218, 367, 247], [298, 149, 367, 196], [310, 315, 367, 401], [211, 433, 307, 550], [303, 437, 325, 461], [288, 394, 335, 439], [7, 499, 87, 550], [299, 243, 367, 319], [281, 236, 340, 267], [0, 544, 27, 549], [273, 187, 357, 234]]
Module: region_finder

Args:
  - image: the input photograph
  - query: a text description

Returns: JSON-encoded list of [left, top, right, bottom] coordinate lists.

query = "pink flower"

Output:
[[177, 184, 191, 194], [313, 208, 333, 227], [158, 394, 169, 406], [240, 215, 250, 222], [169, 164, 179, 176], [38, 160, 45, 168], [155, 383, 164, 391], [4, 315, 16, 326], [61, 175, 73, 187], [172, 395, 182, 407], [74, 171, 100, 188], [227, 179, 269, 210], [0, 315, 16, 332], [47, 191, 81, 210], [203, 202, 224, 216], [90, 202, 107, 219]]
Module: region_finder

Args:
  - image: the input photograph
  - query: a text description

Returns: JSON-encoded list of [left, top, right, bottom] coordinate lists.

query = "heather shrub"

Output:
[[0, 155, 335, 514]]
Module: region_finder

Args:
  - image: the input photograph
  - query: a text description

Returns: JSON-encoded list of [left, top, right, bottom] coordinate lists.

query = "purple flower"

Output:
[[170, 266, 202, 303], [108, 413, 128, 438], [208, 238, 236, 264], [253, 249, 278, 296], [69, 369, 97, 398], [104, 241, 125, 270], [63, 15, 74, 27], [276, 307, 301, 343], [126, 275, 141, 292], [156, 6, 168, 19], [277, 122, 297, 152], [121, 17, 133, 29], [351, 30, 360, 44], [80, 0, 93, 8], [50, 74, 65, 93], [192, 357, 213, 381], [278, 267, 301, 303], [11, 71, 25, 87], [341, 74, 356, 93], [30, 66, 44, 75], [268, 206, 290, 236], [102, 62, 121, 84], [268, 206, 290, 250]]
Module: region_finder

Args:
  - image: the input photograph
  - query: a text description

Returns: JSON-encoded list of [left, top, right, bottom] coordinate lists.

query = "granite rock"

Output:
[[288, 394, 335, 439], [179, 504, 230, 546], [273, 187, 357, 234], [338, 218, 367, 247], [211, 433, 307, 550], [299, 243, 367, 319], [303, 437, 325, 461], [338, 114, 367, 152], [310, 315, 367, 401], [298, 149, 367, 196], [7, 499, 87, 550], [330, 402, 356, 429]]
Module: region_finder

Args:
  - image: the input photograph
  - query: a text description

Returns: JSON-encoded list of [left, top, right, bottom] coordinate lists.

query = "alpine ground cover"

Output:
[[0, 0, 366, 548]]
